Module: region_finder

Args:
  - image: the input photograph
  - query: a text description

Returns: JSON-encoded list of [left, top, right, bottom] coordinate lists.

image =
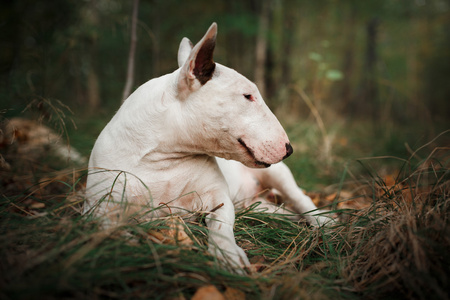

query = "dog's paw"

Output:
[[209, 243, 250, 274], [305, 211, 336, 227]]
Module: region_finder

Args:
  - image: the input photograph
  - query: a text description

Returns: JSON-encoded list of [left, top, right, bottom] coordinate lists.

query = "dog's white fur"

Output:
[[84, 23, 333, 271]]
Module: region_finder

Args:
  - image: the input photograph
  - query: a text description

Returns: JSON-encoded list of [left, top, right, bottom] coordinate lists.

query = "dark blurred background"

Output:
[[1, 0, 449, 169]]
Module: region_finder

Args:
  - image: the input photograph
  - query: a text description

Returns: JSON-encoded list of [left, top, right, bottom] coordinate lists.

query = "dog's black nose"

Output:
[[283, 143, 293, 159]]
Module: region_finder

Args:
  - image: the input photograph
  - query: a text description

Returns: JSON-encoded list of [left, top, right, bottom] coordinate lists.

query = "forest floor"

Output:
[[0, 117, 449, 300]]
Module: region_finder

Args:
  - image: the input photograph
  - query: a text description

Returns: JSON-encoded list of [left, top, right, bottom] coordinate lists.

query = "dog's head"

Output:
[[176, 23, 292, 168]]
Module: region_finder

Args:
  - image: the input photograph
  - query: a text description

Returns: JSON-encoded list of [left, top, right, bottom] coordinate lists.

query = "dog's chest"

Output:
[[133, 155, 228, 208], [217, 158, 263, 203]]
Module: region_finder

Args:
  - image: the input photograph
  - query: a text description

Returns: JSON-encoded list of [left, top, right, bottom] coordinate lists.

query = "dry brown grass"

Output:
[[339, 151, 450, 299]]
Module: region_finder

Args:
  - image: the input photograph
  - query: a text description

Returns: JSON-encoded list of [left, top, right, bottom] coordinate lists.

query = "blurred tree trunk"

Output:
[[280, 5, 295, 113], [267, 0, 293, 111], [87, 69, 100, 110], [254, 0, 270, 98], [224, 1, 249, 77], [357, 18, 379, 120], [152, 2, 160, 78], [122, 0, 139, 102], [0, 1, 20, 87], [86, 0, 100, 110], [339, 2, 357, 115]]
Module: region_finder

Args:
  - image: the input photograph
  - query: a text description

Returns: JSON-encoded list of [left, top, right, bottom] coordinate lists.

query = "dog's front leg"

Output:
[[205, 195, 250, 272], [256, 163, 335, 227]]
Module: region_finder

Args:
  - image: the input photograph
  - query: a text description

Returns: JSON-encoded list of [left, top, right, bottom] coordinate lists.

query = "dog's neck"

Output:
[[111, 71, 218, 170]]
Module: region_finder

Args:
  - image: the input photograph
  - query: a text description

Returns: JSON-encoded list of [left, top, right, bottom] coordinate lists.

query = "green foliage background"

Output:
[[2, 0, 449, 124]]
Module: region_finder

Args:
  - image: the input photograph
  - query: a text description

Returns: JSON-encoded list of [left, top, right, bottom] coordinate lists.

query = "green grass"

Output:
[[1, 146, 448, 299], [1, 112, 449, 299]]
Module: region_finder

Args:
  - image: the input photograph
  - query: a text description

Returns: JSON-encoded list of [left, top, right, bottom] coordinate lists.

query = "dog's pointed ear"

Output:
[[178, 38, 193, 68], [178, 23, 217, 97]]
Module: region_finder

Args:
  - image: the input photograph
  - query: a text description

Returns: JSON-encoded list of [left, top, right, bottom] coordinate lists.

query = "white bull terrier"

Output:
[[84, 23, 333, 271]]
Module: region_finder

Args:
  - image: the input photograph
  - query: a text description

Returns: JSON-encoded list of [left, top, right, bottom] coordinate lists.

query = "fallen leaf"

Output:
[[338, 190, 353, 199], [338, 137, 348, 146], [224, 287, 245, 300], [325, 193, 337, 202], [249, 255, 267, 273], [383, 174, 396, 187], [147, 231, 165, 244], [29, 201, 45, 209], [148, 216, 193, 246], [307, 192, 321, 206], [163, 217, 193, 245], [191, 285, 225, 300]]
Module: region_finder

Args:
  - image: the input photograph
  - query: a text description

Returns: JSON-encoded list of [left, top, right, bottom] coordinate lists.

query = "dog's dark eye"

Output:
[[243, 94, 254, 101]]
